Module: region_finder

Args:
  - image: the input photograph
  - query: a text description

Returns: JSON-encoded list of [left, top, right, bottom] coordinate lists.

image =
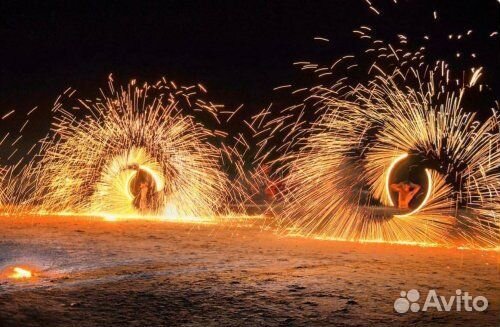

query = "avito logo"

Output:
[[394, 289, 488, 313]]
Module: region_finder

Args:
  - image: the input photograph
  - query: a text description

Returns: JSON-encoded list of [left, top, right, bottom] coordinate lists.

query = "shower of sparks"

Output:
[[250, 9, 499, 249], [0, 107, 38, 213], [0, 1, 497, 250], [19, 76, 249, 221]]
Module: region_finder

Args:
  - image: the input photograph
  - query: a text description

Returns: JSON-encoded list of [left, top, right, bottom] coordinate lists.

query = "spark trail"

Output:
[[29, 77, 247, 221], [251, 4, 499, 248]]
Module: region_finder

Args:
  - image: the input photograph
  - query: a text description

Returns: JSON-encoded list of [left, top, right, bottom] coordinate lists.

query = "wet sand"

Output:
[[0, 216, 498, 326]]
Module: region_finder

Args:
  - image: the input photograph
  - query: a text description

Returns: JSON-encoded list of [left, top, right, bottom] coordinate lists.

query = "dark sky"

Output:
[[0, 0, 498, 154]]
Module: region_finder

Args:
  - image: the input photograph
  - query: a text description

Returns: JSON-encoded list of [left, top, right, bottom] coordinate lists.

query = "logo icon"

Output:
[[394, 289, 420, 313]]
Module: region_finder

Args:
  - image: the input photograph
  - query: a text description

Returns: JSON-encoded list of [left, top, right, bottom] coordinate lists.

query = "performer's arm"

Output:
[[410, 184, 421, 196], [390, 183, 401, 191]]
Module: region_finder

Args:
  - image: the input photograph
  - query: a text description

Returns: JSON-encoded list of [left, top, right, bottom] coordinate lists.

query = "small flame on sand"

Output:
[[9, 267, 33, 279]]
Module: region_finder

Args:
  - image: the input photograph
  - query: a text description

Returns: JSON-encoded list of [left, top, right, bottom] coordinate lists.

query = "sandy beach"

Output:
[[0, 215, 498, 326]]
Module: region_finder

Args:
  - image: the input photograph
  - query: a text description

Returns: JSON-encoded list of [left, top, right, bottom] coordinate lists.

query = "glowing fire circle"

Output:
[[126, 166, 163, 201], [92, 148, 167, 215], [385, 153, 433, 218]]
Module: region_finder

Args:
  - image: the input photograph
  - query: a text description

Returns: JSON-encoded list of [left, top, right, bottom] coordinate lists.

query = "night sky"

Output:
[[0, 0, 498, 155]]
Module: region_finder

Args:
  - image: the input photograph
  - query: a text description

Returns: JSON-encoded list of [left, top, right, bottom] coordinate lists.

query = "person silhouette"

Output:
[[390, 181, 421, 209], [138, 182, 149, 212]]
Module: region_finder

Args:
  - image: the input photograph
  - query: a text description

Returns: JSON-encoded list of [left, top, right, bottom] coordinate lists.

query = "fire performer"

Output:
[[390, 181, 421, 209], [258, 164, 282, 201], [138, 182, 149, 212], [127, 163, 154, 213]]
